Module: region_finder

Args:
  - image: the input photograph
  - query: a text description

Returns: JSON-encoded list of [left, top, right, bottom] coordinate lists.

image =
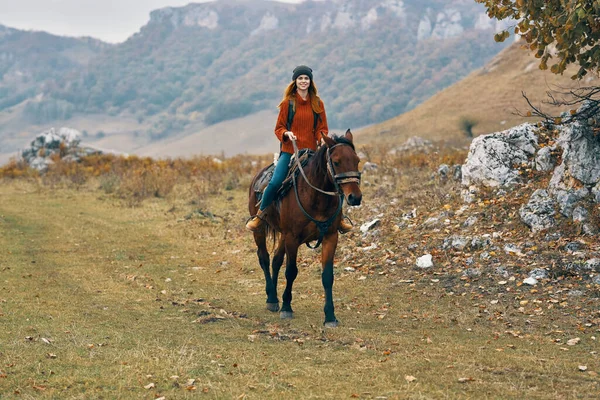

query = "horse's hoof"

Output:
[[266, 302, 280, 312], [280, 311, 294, 319], [324, 320, 339, 328]]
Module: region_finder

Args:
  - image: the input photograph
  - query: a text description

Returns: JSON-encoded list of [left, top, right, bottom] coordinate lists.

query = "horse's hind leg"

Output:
[[269, 235, 285, 311], [280, 235, 299, 319], [253, 231, 278, 311]]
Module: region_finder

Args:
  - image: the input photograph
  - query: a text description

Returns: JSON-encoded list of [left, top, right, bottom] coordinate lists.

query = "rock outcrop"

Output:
[[21, 127, 102, 172], [462, 102, 600, 234]]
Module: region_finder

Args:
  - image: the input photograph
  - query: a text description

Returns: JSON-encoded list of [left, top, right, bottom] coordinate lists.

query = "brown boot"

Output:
[[246, 209, 265, 232], [338, 215, 353, 234]]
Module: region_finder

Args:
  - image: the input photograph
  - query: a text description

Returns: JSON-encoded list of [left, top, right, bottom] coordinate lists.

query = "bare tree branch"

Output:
[[517, 85, 600, 125]]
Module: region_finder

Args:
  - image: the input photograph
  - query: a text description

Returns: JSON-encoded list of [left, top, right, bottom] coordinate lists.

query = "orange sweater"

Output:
[[274, 92, 329, 154]]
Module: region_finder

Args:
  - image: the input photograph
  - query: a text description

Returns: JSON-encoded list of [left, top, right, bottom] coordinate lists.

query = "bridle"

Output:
[[291, 139, 361, 197], [326, 143, 362, 194], [290, 138, 361, 249]]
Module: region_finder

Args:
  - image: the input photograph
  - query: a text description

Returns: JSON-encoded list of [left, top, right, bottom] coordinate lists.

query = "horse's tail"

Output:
[[265, 224, 278, 253]]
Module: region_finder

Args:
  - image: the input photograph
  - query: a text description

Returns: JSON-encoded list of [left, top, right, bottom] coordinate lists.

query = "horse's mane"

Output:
[[310, 135, 355, 176]]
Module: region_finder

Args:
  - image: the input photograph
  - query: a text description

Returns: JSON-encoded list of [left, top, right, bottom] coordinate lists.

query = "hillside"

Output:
[[0, 24, 109, 111], [356, 42, 600, 147], [0, 0, 510, 160]]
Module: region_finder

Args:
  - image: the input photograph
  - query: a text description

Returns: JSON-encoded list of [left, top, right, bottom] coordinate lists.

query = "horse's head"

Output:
[[321, 130, 362, 206]]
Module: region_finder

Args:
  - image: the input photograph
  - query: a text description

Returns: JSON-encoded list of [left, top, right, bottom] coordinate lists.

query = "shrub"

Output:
[[0, 159, 38, 179], [458, 116, 478, 138]]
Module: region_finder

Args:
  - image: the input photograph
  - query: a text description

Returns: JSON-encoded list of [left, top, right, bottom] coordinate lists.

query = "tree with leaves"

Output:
[[476, 0, 600, 79]]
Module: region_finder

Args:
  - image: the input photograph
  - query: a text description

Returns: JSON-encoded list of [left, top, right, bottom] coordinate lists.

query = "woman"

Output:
[[246, 65, 352, 233]]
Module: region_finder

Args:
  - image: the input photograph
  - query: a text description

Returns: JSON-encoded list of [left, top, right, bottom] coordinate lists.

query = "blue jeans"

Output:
[[260, 152, 292, 211]]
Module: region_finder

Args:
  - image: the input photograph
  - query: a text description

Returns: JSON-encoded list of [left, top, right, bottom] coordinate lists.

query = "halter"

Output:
[[290, 138, 361, 249]]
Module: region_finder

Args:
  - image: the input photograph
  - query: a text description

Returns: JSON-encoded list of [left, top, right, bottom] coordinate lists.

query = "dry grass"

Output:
[[356, 43, 600, 149], [0, 146, 599, 399]]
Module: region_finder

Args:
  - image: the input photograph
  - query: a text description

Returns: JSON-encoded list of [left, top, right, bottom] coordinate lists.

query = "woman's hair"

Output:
[[278, 79, 324, 114]]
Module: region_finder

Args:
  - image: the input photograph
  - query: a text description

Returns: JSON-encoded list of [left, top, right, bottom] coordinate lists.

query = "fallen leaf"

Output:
[[578, 365, 588, 372], [458, 377, 475, 383], [567, 338, 581, 346], [405, 375, 417, 382], [144, 382, 155, 389]]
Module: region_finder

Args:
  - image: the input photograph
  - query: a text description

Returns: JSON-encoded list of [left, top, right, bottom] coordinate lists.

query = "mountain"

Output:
[[0, 0, 510, 160], [355, 42, 600, 148], [0, 24, 109, 112]]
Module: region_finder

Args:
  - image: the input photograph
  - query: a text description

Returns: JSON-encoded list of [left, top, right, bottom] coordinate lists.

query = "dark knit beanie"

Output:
[[292, 65, 313, 81]]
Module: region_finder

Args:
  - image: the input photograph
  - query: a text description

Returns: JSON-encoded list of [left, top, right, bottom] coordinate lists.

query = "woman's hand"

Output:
[[285, 131, 297, 141]]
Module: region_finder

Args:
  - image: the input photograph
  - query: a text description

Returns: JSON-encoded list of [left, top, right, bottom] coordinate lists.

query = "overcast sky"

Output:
[[0, 0, 303, 43]]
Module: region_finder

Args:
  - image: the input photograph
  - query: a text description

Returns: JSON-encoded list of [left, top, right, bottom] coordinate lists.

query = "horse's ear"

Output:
[[321, 132, 335, 148], [345, 129, 353, 142]]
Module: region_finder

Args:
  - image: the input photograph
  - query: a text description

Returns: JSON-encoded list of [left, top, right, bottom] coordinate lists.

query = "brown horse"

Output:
[[247, 130, 362, 327]]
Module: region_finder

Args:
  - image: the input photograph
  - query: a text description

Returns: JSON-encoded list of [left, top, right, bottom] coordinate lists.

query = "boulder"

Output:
[[452, 164, 462, 181], [20, 127, 101, 172], [438, 164, 449, 178], [462, 123, 538, 187]]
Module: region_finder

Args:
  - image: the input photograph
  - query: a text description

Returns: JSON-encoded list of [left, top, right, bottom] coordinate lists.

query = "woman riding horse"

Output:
[[247, 129, 362, 326], [245, 65, 352, 233]]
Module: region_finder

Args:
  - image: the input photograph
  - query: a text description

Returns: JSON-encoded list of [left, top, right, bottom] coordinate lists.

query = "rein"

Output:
[[291, 139, 338, 196], [290, 138, 361, 249], [292, 172, 343, 249]]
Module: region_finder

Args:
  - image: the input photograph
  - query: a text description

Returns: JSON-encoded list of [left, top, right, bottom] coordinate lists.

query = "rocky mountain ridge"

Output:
[[145, 0, 507, 41]]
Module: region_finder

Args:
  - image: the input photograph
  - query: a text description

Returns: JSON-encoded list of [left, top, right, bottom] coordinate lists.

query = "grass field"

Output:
[[0, 150, 599, 399]]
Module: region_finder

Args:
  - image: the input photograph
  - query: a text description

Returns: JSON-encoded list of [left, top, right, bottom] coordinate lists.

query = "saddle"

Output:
[[253, 149, 314, 205]]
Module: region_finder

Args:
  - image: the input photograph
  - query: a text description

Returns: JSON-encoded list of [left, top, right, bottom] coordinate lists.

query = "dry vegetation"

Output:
[[0, 145, 599, 399], [356, 43, 600, 148]]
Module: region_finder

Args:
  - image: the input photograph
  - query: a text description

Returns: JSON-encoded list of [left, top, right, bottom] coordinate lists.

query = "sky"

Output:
[[0, 0, 304, 43]]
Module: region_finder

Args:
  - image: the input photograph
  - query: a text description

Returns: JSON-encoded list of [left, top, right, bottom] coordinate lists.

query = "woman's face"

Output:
[[295, 75, 311, 91]]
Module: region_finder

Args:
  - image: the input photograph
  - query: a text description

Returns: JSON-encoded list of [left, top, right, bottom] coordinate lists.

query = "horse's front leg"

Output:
[[321, 233, 339, 327], [280, 235, 299, 319]]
